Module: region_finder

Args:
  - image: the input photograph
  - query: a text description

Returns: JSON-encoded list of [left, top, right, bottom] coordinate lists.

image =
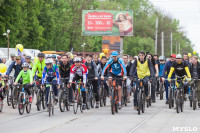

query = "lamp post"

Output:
[[3, 29, 10, 59], [81, 43, 86, 58]]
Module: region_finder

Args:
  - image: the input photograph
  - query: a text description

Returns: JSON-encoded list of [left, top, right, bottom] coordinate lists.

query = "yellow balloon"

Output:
[[193, 51, 196, 55], [70, 53, 73, 59], [0, 63, 7, 73], [34, 57, 38, 63], [188, 53, 192, 57], [16, 44, 23, 52], [99, 53, 105, 59]]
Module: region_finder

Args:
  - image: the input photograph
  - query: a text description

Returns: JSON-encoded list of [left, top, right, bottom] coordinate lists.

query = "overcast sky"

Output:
[[149, 0, 200, 54]]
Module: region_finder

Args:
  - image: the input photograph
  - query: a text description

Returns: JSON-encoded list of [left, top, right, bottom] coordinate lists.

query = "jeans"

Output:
[[45, 78, 58, 106]]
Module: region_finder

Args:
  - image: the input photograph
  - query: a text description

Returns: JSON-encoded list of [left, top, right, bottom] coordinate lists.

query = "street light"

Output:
[[3, 29, 10, 59], [81, 43, 86, 58]]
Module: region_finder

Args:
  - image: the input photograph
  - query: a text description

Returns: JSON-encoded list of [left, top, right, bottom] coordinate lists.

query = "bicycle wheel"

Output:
[[42, 90, 46, 109], [59, 90, 65, 112], [103, 89, 107, 106], [137, 89, 141, 115], [124, 87, 127, 106], [115, 90, 118, 113], [6, 87, 11, 106], [79, 94, 83, 113], [36, 90, 42, 111], [86, 89, 90, 109], [193, 88, 197, 110], [49, 92, 52, 117], [0, 99, 3, 112], [18, 93, 24, 115], [160, 83, 163, 100], [111, 89, 115, 115], [99, 86, 103, 107], [190, 89, 193, 107], [12, 87, 18, 109], [169, 87, 172, 109], [176, 90, 180, 113], [180, 91, 184, 112], [142, 93, 145, 113], [52, 94, 55, 115], [73, 90, 79, 114], [65, 90, 70, 111], [26, 97, 31, 113]]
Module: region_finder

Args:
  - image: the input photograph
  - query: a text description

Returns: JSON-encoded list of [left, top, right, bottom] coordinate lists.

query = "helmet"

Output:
[[51, 55, 56, 58], [22, 62, 29, 68], [25, 55, 31, 59], [111, 51, 118, 56], [46, 55, 51, 58], [159, 56, 165, 61], [57, 56, 61, 59], [176, 54, 182, 59], [37, 52, 45, 57], [45, 59, 53, 64], [74, 57, 82, 62]]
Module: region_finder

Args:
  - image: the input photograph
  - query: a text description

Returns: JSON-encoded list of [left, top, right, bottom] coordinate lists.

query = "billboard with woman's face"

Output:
[[82, 10, 133, 36]]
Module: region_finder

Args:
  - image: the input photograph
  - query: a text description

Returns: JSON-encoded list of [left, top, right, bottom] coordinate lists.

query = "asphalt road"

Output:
[[0, 93, 200, 133]]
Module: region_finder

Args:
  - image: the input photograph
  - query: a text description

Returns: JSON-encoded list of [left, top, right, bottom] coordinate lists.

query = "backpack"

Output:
[[85, 61, 94, 70], [46, 65, 56, 73]]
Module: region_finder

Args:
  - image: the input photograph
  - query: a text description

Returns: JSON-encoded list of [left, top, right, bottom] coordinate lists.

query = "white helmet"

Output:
[[22, 62, 29, 68], [159, 56, 165, 61], [45, 59, 53, 64], [176, 54, 182, 59], [74, 57, 82, 62]]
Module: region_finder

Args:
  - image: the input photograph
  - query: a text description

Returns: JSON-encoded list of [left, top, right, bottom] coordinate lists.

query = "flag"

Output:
[[17, 48, 26, 62]]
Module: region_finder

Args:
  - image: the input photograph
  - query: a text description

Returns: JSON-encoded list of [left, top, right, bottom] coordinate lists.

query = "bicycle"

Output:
[[43, 82, 58, 117], [5, 76, 13, 106], [12, 82, 22, 109], [87, 78, 96, 108], [168, 81, 175, 109], [16, 84, 32, 115], [70, 80, 83, 114], [122, 79, 128, 107], [0, 87, 5, 112], [59, 78, 70, 112], [146, 80, 152, 108], [110, 77, 123, 115], [137, 78, 146, 115], [99, 78, 107, 107], [190, 79, 200, 110], [36, 78, 46, 111], [156, 77, 164, 100]]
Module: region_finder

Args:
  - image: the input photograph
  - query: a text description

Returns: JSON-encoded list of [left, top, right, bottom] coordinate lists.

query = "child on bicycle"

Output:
[[14, 63, 33, 103], [0, 73, 5, 101]]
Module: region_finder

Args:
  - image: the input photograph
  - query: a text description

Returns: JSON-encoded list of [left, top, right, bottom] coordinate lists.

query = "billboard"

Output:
[[82, 10, 133, 36]]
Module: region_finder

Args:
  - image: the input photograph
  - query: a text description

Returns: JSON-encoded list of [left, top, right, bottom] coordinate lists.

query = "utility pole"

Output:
[[179, 43, 180, 54], [176, 42, 177, 54], [171, 32, 173, 55], [155, 18, 158, 54], [161, 31, 164, 56]]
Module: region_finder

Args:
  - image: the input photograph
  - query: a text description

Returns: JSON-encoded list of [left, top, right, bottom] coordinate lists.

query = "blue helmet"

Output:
[[111, 51, 118, 56]]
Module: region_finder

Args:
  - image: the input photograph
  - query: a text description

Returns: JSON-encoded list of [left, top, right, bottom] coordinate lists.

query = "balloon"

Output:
[[0, 63, 7, 73], [34, 57, 38, 63], [99, 53, 105, 59], [193, 51, 197, 55], [16, 44, 23, 52], [188, 53, 192, 57]]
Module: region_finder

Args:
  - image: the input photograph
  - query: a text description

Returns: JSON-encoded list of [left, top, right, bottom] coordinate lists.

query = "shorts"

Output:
[[108, 72, 123, 87]]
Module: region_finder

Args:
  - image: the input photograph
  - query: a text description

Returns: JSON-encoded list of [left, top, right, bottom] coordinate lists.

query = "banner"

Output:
[[82, 10, 133, 36]]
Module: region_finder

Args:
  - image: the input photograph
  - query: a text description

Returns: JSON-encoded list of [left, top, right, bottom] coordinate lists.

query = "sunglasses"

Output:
[[46, 64, 51, 66], [75, 61, 80, 63]]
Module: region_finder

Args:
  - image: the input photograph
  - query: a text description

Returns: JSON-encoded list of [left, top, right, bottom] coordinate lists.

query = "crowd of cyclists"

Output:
[[0, 50, 200, 115]]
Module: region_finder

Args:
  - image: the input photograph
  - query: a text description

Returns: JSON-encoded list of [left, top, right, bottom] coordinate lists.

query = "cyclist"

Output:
[[130, 51, 154, 110], [25, 56, 33, 70], [85, 54, 99, 108], [32, 53, 46, 80], [156, 56, 165, 96], [77, 53, 86, 63], [5, 56, 24, 79], [52, 55, 57, 65], [101, 51, 127, 109], [41, 59, 60, 110], [167, 54, 191, 100], [14, 63, 33, 103], [162, 54, 176, 104], [189, 56, 200, 107], [0, 73, 5, 101], [68, 57, 87, 110], [123, 54, 132, 103], [59, 54, 72, 104]]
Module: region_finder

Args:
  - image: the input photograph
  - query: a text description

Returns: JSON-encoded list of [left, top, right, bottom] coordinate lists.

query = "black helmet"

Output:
[[37, 52, 45, 57]]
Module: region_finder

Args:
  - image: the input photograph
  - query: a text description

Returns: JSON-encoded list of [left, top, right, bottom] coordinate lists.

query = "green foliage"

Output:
[[0, 0, 194, 57]]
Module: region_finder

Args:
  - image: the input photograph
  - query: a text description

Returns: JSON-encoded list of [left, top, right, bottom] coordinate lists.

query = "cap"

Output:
[[10, 54, 15, 57], [86, 54, 92, 58], [77, 53, 82, 56], [111, 51, 118, 56], [25, 56, 31, 59], [170, 54, 176, 58], [57, 56, 61, 59], [16, 56, 21, 60], [176, 54, 182, 59]]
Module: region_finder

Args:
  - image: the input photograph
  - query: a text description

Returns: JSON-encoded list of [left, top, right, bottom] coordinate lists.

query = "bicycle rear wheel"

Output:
[[26, 98, 31, 113], [193, 88, 197, 110], [59, 90, 65, 112], [18, 93, 24, 115], [137, 89, 141, 115], [142, 93, 145, 113], [111, 88, 115, 115], [73, 90, 79, 114]]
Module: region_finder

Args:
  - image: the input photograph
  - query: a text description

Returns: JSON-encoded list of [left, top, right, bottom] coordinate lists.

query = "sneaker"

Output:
[[165, 101, 169, 104], [29, 96, 32, 103], [82, 104, 86, 110], [118, 102, 122, 109], [95, 102, 99, 108], [134, 106, 138, 111], [55, 96, 58, 103], [152, 99, 156, 103]]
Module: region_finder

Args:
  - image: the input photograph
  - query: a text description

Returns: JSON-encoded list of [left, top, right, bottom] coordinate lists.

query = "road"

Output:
[[0, 93, 199, 133]]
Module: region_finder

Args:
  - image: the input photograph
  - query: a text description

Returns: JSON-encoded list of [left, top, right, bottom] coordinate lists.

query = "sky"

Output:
[[149, 0, 200, 54]]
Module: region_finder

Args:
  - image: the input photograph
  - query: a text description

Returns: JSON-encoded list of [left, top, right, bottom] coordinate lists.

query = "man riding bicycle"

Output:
[[130, 51, 154, 110], [68, 57, 87, 110], [101, 51, 127, 109], [41, 59, 60, 111], [167, 54, 191, 100]]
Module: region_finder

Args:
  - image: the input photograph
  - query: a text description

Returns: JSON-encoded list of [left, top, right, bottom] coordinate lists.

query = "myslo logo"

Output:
[[173, 127, 198, 132]]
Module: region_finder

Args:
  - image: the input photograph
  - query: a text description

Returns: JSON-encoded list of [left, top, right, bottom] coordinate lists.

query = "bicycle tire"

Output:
[[12, 87, 18, 109], [176, 90, 180, 113], [18, 93, 24, 115], [36, 90, 42, 111], [0, 99, 3, 112], [115, 89, 118, 113], [73, 90, 79, 114], [193, 88, 197, 110], [190, 89, 193, 107], [86, 89, 90, 109], [59, 90, 65, 112], [169, 87, 172, 109], [6, 87, 11, 106], [103, 89, 107, 106], [42, 90, 46, 109], [138, 89, 141, 115], [160, 83, 163, 100], [26, 100, 31, 113], [142, 93, 145, 113], [49, 92, 52, 117], [111, 88, 115, 115]]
